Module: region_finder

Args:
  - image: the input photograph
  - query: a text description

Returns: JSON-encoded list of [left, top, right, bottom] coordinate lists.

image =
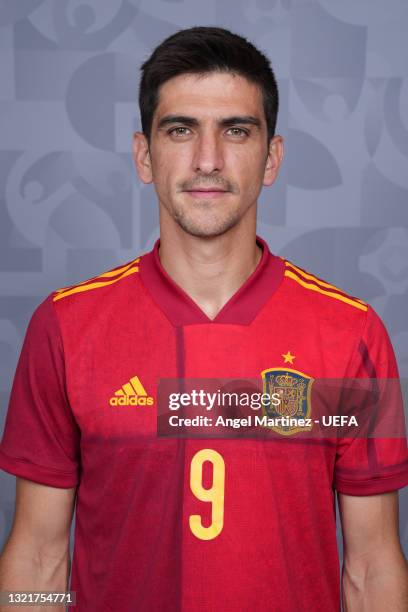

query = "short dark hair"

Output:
[[139, 26, 279, 142]]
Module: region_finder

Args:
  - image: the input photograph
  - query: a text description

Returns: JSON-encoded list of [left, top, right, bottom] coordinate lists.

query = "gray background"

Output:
[[1, 0, 407, 572]]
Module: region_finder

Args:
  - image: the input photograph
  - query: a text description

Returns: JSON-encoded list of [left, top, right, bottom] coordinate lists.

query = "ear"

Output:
[[133, 132, 153, 184], [263, 135, 284, 187]]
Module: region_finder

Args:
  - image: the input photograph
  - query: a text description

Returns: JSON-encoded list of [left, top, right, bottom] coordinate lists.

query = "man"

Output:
[[0, 26, 407, 612]]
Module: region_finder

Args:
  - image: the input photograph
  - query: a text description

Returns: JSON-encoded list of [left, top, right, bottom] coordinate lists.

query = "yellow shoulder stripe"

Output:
[[284, 269, 368, 311], [55, 258, 140, 294], [53, 262, 140, 302], [285, 261, 366, 304]]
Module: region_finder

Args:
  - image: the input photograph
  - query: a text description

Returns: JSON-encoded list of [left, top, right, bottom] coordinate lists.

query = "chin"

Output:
[[176, 216, 240, 239], [165, 198, 244, 238]]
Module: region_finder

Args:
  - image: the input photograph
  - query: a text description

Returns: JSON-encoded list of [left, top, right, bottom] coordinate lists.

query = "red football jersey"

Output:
[[1, 236, 407, 611]]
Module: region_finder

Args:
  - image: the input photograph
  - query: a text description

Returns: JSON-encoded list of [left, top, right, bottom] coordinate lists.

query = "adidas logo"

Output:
[[109, 375, 154, 406]]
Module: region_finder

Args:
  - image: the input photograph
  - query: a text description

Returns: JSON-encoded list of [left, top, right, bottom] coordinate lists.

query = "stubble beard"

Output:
[[170, 174, 243, 238], [170, 198, 243, 239]]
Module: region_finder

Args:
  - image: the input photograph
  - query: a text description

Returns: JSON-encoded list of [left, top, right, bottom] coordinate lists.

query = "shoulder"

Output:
[[19, 255, 143, 347], [51, 254, 142, 306], [280, 256, 368, 315]]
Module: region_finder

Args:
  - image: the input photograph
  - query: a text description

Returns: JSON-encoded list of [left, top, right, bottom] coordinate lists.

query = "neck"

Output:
[[158, 222, 262, 320]]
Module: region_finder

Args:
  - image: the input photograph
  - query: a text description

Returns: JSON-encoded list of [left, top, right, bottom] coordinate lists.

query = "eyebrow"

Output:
[[157, 115, 262, 129]]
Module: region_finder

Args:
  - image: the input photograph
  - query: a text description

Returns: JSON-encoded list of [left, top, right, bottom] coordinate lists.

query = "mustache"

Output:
[[179, 177, 236, 192]]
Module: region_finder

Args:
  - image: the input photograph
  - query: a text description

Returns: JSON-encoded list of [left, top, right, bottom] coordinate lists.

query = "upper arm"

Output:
[[5, 477, 76, 557], [338, 490, 403, 566]]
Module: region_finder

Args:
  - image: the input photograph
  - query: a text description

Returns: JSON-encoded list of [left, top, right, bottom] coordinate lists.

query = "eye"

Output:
[[226, 127, 249, 137], [168, 126, 191, 136]]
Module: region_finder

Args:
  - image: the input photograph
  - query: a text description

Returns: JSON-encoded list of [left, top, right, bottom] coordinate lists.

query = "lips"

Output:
[[185, 189, 229, 199], [186, 188, 227, 192]]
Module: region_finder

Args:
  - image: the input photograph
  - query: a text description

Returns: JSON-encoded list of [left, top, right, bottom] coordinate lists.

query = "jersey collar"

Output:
[[139, 235, 284, 326]]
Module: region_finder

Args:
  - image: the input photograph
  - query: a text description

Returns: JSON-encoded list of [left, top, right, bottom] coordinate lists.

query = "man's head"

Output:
[[139, 26, 279, 144], [133, 27, 284, 239]]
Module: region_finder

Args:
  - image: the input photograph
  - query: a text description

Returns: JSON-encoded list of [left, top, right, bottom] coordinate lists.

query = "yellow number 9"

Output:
[[189, 448, 225, 540]]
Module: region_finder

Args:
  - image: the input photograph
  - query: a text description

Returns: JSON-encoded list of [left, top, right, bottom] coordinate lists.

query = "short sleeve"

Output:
[[334, 305, 408, 495], [0, 294, 80, 488]]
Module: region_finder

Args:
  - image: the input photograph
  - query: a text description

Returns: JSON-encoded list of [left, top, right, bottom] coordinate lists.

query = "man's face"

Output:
[[135, 71, 283, 238]]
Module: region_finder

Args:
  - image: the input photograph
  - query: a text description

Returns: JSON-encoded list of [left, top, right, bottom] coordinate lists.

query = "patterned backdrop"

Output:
[[1, 0, 407, 566]]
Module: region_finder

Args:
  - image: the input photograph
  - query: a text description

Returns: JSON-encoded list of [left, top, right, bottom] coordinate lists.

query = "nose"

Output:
[[192, 131, 224, 174]]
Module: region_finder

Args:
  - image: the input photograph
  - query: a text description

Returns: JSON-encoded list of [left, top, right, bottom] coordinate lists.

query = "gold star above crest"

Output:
[[282, 351, 295, 365]]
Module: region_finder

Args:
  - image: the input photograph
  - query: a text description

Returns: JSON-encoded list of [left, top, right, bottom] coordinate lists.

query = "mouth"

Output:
[[184, 189, 229, 199]]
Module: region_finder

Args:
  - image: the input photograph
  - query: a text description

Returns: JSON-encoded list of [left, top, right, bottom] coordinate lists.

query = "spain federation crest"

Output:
[[260, 368, 314, 436]]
